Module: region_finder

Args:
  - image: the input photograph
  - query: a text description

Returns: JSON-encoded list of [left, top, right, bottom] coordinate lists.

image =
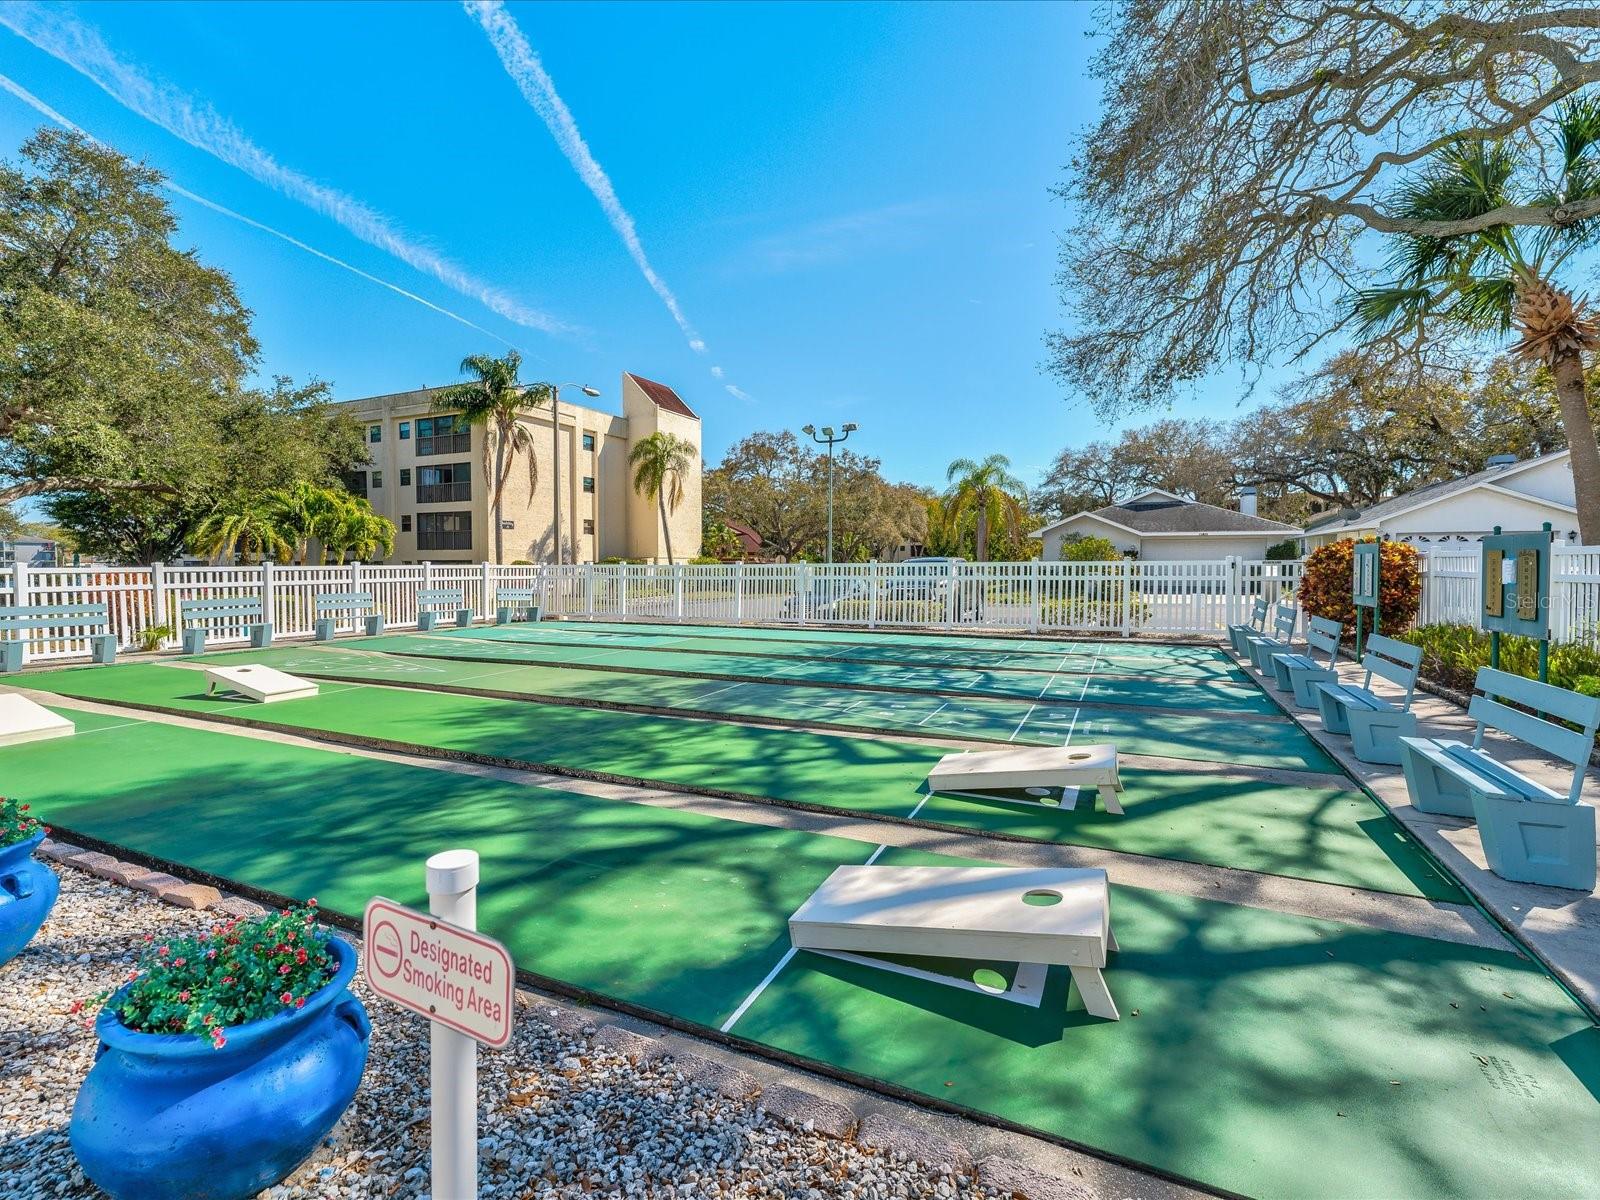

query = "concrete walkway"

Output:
[[1235, 637, 1600, 1017]]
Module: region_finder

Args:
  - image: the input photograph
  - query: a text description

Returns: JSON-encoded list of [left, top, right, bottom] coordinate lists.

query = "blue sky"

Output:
[[0, 0, 1252, 490]]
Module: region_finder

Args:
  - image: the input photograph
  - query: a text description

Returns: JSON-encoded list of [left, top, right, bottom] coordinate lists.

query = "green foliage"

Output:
[[1399, 623, 1600, 697], [189, 483, 394, 565], [0, 796, 45, 849], [84, 903, 336, 1048], [136, 624, 173, 654], [945, 454, 1028, 562], [687, 554, 722, 565], [629, 431, 696, 565], [701, 520, 745, 561], [1298, 538, 1421, 631], [1264, 538, 1300, 560], [1060, 535, 1121, 562]]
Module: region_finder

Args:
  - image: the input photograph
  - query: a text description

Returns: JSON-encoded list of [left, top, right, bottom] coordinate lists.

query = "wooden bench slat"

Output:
[[0, 604, 111, 619], [1469, 695, 1595, 770], [0, 616, 112, 632]]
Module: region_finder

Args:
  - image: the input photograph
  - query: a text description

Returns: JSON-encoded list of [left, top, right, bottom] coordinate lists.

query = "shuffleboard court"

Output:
[[437, 620, 1253, 680], [18, 663, 1460, 899], [324, 629, 1279, 715], [4, 707, 1596, 1200], [196, 642, 1340, 769]]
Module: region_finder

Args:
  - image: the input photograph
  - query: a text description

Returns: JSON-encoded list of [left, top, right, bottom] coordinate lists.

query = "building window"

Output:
[[399, 421, 411, 440], [369, 424, 382, 444], [417, 511, 473, 551], [582, 433, 595, 451], [341, 470, 367, 498], [416, 414, 471, 456], [583, 519, 594, 535], [417, 461, 472, 503], [401, 515, 412, 533], [582, 476, 594, 493], [400, 468, 411, 486], [371, 471, 383, 489]]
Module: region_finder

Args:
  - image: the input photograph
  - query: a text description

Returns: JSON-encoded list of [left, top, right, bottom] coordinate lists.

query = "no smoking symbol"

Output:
[[370, 919, 403, 980]]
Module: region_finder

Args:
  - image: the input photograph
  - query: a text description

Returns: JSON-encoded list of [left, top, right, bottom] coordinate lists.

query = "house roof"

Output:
[[724, 519, 763, 553], [1310, 449, 1572, 536], [1040, 497, 1301, 539], [626, 373, 698, 420]]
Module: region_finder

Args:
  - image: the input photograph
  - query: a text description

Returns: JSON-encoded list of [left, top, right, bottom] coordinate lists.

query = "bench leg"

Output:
[[1290, 667, 1335, 709], [526, 605, 542, 623], [418, 612, 438, 633], [1472, 792, 1597, 891], [0, 642, 21, 673], [1398, 743, 1475, 819], [496, 606, 512, 625], [181, 628, 205, 656], [364, 615, 385, 637], [1270, 657, 1295, 692], [1068, 964, 1120, 1020], [455, 609, 473, 628], [252, 623, 273, 649], [1315, 688, 1350, 735], [91, 634, 117, 664], [314, 618, 335, 642], [1349, 711, 1416, 766]]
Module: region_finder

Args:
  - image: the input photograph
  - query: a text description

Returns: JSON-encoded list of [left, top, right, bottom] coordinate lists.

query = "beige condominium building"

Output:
[[338, 372, 702, 565]]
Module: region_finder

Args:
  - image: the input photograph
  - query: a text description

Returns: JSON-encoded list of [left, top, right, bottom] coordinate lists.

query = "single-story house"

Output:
[[1300, 450, 1580, 552], [1038, 488, 1301, 561]]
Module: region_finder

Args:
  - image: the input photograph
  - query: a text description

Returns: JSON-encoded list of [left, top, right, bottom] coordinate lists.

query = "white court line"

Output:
[[1007, 702, 1038, 743], [913, 700, 950, 726], [1059, 651, 1098, 747], [720, 794, 930, 1033]]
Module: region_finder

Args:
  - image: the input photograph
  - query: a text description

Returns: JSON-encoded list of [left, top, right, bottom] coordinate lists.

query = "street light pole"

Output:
[[549, 383, 601, 565], [801, 422, 858, 563]]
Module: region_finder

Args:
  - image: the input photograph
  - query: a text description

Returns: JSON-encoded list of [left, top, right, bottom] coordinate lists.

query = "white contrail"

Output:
[[0, 3, 574, 337], [465, 0, 706, 354], [0, 72, 517, 348], [725, 385, 753, 403]]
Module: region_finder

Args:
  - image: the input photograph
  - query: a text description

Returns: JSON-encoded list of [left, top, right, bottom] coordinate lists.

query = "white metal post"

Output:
[[674, 564, 684, 621], [150, 562, 168, 641], [260, 561, 276, 633], [734, 561, 744, 623], [1120, 560, 1134, 638], [426, 848, 480, 1200], [11, 563, 27, 666]]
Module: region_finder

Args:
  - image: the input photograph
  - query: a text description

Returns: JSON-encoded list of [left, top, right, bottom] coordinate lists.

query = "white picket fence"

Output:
[[3, 549, 1598, 666]]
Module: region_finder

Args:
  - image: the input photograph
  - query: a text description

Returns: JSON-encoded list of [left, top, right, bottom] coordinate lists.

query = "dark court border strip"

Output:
[[348, 641, 1288, 726], [42, 820, 1239, 1200]]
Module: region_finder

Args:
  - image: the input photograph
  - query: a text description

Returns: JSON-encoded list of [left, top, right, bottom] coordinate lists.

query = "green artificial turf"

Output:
[[5, 707, 1595, 1199], [22, 664, 1460, 900]]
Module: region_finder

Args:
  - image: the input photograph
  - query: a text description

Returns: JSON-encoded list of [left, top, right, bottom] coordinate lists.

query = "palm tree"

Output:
[[320, 494, 396, 564], [1354, 96, 1600, 540], [945, 454, 1027, 561], [189, 500, 290, 564], [261, 481, 341, 564], [430, 351, 548, 563], [922, 495, 967, 557], [628, 432, 696, 565]]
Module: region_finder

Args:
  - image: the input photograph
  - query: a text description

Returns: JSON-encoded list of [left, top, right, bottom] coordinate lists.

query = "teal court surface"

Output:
[[5, 618, 1600, 1198]]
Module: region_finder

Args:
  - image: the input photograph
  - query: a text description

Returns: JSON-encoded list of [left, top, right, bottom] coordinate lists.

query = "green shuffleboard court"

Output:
[[4, 707, 1597, 1200], [327, 628, 1277, 714], [22, 662, 1458, 900], [194, 641, 1339, 771]]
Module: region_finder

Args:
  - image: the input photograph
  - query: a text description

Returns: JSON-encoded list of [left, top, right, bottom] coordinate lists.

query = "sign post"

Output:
[[1480, 523, 1554, 682], [364, 851, 513, 1200], [1352, 540, 1381, 659]]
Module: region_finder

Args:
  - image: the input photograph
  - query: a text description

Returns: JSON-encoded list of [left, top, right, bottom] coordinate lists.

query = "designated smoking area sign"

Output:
[[364, 850, 513, 1199]]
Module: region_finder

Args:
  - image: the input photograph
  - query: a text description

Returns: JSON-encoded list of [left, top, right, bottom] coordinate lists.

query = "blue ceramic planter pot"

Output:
[[71, 936, 371, 1200], [0, 830, 60, 967]]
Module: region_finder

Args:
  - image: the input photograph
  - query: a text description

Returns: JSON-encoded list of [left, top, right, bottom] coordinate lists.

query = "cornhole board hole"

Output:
[[204, 665, 319, 704], [926, 743, 1123, 814], [788, 864, 1119, 1019], [0, 693, 75, 747]]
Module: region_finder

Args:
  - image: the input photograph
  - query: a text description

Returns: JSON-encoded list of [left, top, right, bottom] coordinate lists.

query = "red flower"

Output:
[[68, 999, 83, 1014], [212, 1033, 226, 1049], [280, 991, 293, 1005], [179, 990, 191, 1003], [295, 996, 306, 1009]]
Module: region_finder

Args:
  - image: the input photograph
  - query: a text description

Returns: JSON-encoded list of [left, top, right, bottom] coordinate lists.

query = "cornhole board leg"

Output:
[[204, 665, 320, 704], [0, 693, 75, 746], [813, 951, 1051, 1008]]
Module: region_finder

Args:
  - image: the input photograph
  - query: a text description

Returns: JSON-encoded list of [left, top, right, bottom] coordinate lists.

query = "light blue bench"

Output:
[[179, 596, 272, 655], [1244, 604, 1297, 673], [495, 588, 541, 625], [1227, 598, 1268, 657], [417, 588, 473, 632], [1314, 634, 1422, 765], [1270, 616, 1343, 707], [0, 603, 117, 672], [314, 592, 382, 641], [1400, 667, 1598, 891]]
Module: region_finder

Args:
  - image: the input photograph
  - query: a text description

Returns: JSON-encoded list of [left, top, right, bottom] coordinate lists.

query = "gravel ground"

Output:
[[0, 864, 1011, 1200]]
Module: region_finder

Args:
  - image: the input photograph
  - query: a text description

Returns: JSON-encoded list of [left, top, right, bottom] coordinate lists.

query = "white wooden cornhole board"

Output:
[[204, 664, 319, 704], [0, 693, 75, 746], [789, 865, 1119, 1019], [926, 744, 1123, 814]]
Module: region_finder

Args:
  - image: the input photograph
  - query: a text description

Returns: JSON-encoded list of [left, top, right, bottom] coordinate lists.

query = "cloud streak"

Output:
[[464, 0, 705, 353], [0, 2, 573, 337]]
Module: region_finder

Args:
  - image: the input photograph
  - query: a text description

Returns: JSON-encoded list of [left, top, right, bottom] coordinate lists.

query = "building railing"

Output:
[[416, 482, 472, 504], [5, 549, 1599, 666]]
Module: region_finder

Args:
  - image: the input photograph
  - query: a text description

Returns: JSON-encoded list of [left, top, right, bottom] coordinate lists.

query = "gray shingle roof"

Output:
[[1081, 498, 1300, 535], [1313, 450, 1569, 533]]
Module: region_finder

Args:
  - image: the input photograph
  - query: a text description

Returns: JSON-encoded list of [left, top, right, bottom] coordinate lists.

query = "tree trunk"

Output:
[[975, 506, 988, 562], [1552, 352, 1600, 543], [492, 430, 507, 564], [659, 492, 674, 565]]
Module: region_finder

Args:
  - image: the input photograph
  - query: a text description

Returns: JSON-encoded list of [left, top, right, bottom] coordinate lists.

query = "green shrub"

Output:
[[1060, 535, 1121, 562], [1398, 623, 1600, 696], [688, 555, 723, 565], [1299, 538, 1421, 632], [137, 623, 173, 654], [1039, 594, 1151, 629], [1, 796, 45, 848]]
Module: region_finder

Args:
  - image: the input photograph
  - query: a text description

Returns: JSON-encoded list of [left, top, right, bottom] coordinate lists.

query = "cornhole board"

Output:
[[788, 864, 1119, 1019], [0, 693, 75, 747], [204, 664, 319, 704], [925, 744, 1123, 814]]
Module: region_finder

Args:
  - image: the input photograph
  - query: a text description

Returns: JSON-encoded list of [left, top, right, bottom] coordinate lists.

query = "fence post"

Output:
[[1029, 561, 1040, 632], [481, 561, 494, 620], [1224, 556, 1239, 628], [12, 562, 28, 665], [150, 561, 168, 644], [1120, 560, 1133, 638], [734, 561, 745, 623], [423, 561, 435, 592], [674, 564, 684, 621], [946, 561, 957, 628], [868, 565, 879, 629], [260, 561, 275, 632]]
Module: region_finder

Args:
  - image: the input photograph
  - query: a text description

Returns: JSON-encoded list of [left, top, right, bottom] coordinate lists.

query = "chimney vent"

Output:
[[1486, 453, 1518, 469], [1238, 486, 1258, 517]]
